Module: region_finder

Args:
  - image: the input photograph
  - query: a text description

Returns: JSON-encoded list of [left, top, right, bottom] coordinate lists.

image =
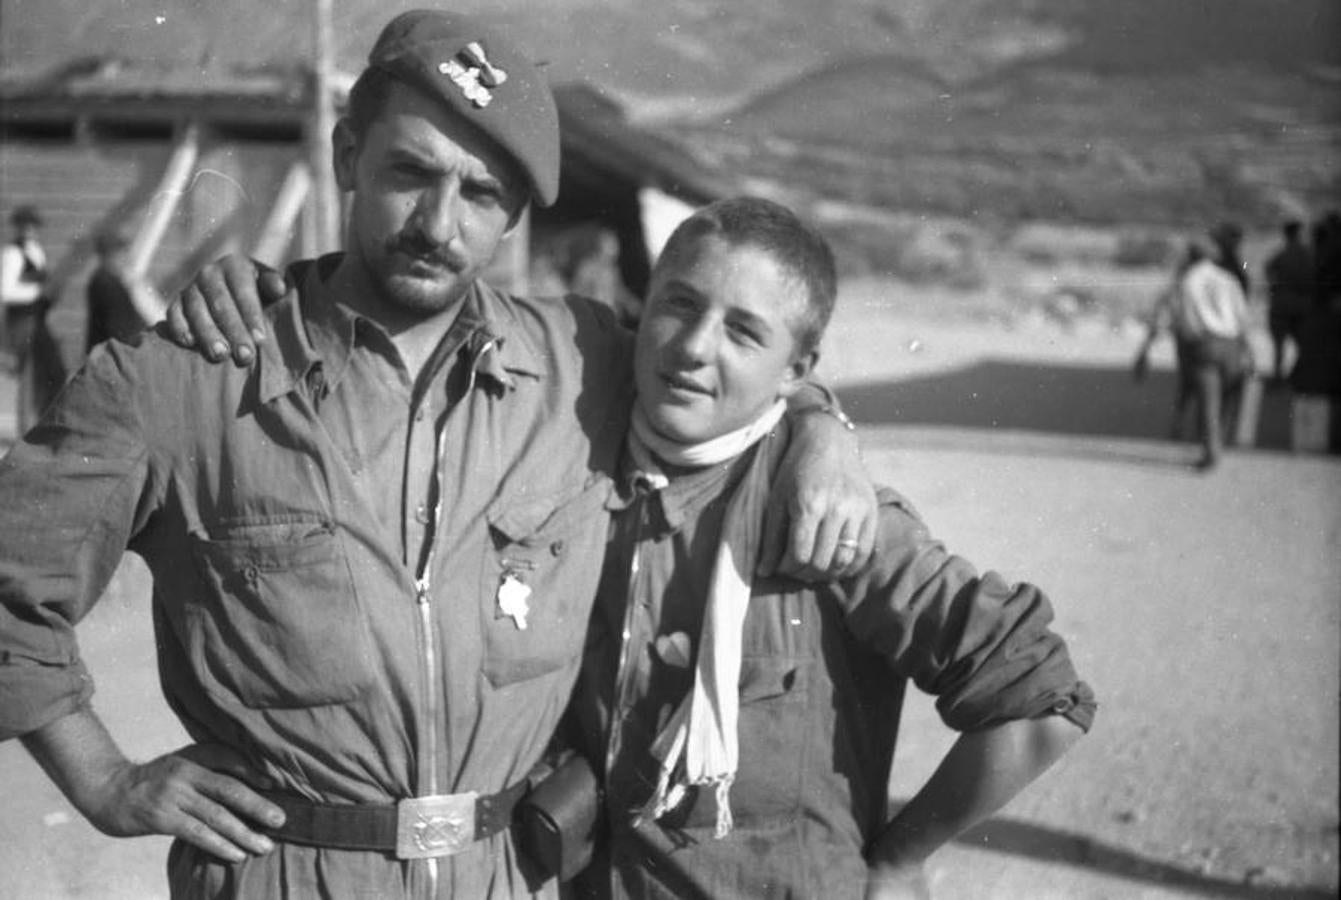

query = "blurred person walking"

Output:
[[1263, 219, 1314, 385], [0, 204, 63, 430], [1134, 235, 1254, 470]]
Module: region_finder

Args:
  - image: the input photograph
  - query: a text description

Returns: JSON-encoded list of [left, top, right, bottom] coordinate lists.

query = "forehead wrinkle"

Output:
[[371, 83, 524, 192], [657, 241, 805, 326], [382, 127, 495, 180]]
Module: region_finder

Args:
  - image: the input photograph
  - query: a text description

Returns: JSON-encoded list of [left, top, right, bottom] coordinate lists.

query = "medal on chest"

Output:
[[497, 571, 532, 630]]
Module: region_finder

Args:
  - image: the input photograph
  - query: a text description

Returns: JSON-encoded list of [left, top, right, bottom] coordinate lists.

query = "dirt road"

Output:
[[2, 302, 1337, 898]]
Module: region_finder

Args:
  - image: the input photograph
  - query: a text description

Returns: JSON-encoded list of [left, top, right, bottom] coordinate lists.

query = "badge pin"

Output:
[[437, 41, 506, 109], [497, 573, 532, 630], [463, 42, 508, 87], [437, 59, 493, 108]]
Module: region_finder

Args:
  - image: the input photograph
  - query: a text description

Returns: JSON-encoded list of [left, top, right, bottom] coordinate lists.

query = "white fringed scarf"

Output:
[[626, 399, 786, 838]]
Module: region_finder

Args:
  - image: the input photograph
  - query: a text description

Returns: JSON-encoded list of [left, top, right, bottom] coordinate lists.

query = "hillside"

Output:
[[2, 0, 1338, 229], [652, 0, 1341, 228], [0, 0, 1019, 100], [680, 57, 1340, 228]]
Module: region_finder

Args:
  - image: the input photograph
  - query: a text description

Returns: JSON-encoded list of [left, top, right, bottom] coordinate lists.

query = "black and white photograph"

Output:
[[2, 2, 1338, 898]]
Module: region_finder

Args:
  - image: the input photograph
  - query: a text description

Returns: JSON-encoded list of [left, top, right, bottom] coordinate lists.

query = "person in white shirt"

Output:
[[1, 204, 58, 431], [1134, 237, 1254, 470]]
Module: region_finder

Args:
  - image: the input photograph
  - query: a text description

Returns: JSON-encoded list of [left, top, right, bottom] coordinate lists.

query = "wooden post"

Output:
[[127, 120, 201, 280], [310, 0, 341, 254], [252, 159, 313, 267]]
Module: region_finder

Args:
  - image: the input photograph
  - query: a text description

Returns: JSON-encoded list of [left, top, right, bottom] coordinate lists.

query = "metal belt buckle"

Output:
[[395, 792, 479, 859]]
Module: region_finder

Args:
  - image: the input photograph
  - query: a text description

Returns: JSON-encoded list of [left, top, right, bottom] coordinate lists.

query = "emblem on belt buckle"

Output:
[[396, 792, 479, 859]]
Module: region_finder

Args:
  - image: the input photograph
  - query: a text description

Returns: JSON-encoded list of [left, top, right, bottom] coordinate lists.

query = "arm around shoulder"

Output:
[[760, 388, 877, 579]]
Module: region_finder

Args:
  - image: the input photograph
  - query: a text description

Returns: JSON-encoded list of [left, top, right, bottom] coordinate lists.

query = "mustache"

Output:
[[388, 231, 465, 270]]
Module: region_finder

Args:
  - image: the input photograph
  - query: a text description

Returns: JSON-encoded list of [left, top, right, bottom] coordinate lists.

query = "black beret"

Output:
[[367, 10, 560, 207]]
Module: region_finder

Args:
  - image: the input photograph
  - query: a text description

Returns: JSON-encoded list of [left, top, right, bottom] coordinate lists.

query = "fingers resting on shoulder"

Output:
[[165, 255, 285, 366]]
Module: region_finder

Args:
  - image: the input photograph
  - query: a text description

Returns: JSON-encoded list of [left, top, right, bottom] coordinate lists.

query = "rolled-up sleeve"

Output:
[[838, 488, 1096, 734], [0, 344, 155, 740]]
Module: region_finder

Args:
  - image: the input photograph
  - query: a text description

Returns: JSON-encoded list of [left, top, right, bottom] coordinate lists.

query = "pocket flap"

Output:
[[738, 657, 805, 704], [488, 477, 611, 545], [193, 518, 336, 571]]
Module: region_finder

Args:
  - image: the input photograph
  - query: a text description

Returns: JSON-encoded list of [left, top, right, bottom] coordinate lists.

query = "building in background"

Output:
[[0, 58, 726, 371]]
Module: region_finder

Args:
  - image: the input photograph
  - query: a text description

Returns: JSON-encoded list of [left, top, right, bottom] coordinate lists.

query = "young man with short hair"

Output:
[[569, 197, 1095, 899]]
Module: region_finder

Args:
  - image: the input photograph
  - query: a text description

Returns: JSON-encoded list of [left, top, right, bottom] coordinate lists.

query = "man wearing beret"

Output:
[[0, 10, 872, 899]]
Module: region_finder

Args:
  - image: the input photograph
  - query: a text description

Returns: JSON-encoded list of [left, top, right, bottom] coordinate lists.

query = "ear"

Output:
[[776, 349, 818, 400], [332, 119, 359, 192]]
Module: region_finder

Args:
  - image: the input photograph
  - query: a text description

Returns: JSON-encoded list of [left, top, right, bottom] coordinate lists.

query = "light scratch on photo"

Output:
[[151, 169, 252, 205]]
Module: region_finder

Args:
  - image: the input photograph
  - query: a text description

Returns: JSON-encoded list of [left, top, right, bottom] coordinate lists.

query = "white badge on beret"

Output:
[[437, 41, 508, 109]]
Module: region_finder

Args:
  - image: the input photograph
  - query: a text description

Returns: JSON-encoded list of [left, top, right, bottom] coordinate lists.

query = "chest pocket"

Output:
[[189, 516, 373, 709], [482, 476, 613, 687], [673, 655, 811, 832]]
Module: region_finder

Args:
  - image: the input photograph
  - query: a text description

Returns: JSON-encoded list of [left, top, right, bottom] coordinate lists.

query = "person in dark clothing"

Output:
[[1312, 211, 1341, 308], [85, 229, 145, 351], [1264, 220, 1314, 384], [1287, 212, 1341, 452]]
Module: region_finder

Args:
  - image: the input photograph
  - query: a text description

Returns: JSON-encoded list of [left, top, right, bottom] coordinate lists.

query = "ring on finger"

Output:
[[836, 538, 860, 551]]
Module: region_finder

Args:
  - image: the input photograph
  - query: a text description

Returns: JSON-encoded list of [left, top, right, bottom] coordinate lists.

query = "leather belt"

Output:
[[260, 778, 530, 860]]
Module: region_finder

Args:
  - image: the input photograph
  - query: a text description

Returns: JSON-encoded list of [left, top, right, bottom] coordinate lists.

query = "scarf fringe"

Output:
[[633, 704, 689, 829], [711, 775, 734, 839], [633, 770, 735, 840]]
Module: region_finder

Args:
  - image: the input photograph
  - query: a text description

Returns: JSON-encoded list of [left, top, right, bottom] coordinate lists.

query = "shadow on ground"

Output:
[[836, 361, 1292, 452], [944, 813, 1335, 900]]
